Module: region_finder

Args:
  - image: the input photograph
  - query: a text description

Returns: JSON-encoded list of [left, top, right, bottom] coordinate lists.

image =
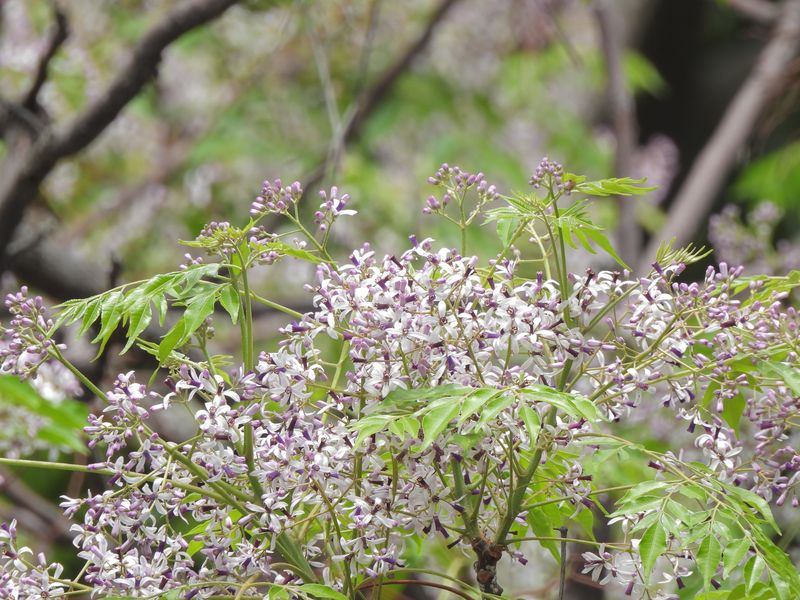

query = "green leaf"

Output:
[[475, 393, 514, 428], [158, 319, 186, 363], [519, 405, 540, 445], [0, 376, 88, 453], [91, 290, 124, 355], [584, 228, 629, 270], [750, 526, 800, 597], [574, 176, 656, 197], [760, 362, 800, 396], [178, 286, 217, 345], [696, 535, 722, 588], [496, 216, 519, 247], [744, 555, 765, 592], [639, 521, 667, 580], [36, 423, 86, 454], [121, 293, 153, 354], [420, 402, 461, 450], [219, 284, 240, 324], [299, 584, 348, 600], [352, 415, 392, 448], [722, 537, 750, 577], [458, 388, 501, 426], [275, 532, 316, 583], [382, 384, 470, 411], [522, 385, 598, 421], [720, 392, 747, 436], [725, 485, 780, 533], [527, 505, 561, 563]]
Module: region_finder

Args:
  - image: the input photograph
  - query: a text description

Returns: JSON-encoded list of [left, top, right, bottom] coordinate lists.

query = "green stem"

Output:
[[0, 457, 110, 474], [50, 346, 106, 403], [451, 456, 477, 537], [250, 292, 304, 319]]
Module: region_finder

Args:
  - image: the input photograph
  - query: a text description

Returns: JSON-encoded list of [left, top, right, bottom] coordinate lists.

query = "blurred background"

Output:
[[0, 0, 799, 598]]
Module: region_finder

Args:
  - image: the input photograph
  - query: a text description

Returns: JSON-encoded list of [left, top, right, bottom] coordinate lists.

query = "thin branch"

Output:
[[344, 0, 459, 147], [22, 2, 69, 112], [298, 0, 460, 199], [594, 0, 639, 266], [0, 0, 242, 267], [638, 0, 800, 273]]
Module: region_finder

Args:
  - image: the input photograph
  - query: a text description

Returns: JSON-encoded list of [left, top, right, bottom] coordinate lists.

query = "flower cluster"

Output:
[[0, 287, 59, 379], [424, 163, 499, 215], [250, 178, 303, 218], [1, 163, 799, 599], [528, 156, 574, 195]]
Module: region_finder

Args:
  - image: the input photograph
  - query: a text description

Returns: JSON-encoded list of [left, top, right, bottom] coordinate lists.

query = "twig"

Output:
[[558, 527, 568, 600], [295, 0, 461, 206], [638, 0, 800, 273], [22, 2, 69, 112], [0, 0, 243, 268], [594, 0, 639, 266]]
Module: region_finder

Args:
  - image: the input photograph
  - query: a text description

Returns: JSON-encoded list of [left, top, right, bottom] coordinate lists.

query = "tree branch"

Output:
[[638, 0, 800, 273], [21, 2, 69, 113], [594, 0, 640, 266], [0, 0, 242, 268], [299, 0, 461, 197]]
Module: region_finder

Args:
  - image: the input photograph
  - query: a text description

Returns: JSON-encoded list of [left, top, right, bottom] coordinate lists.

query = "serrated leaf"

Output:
[[522, 385, 598, 421], [519, 405, 540, 445], [352, 415, 392, 448], [299, 584, 348, 600], [725, 486, 780, 533], [723, 537, 751, 578], [696, 535, 722, 588], [177, 286, 217, 346], [584, 228, 629, 270], [639, 521, 667, 580], [744, 555, 765, 592], [750, 526, 800, 596], [496, 217, 519, 247], [458, 388, 500, 426], [275, 532, 316, 583], [219, 284, 240, 324], [78, 297, 103, 336], [420, 402, 460, 450], [381, 384, 470, 411], [158, 319, 186, 363], [90, 290, 124, 355], [121, 295, 153, 354], [760, 362, 800, 396], [475, 393, 514, 428], [575, 176, 656, 197]]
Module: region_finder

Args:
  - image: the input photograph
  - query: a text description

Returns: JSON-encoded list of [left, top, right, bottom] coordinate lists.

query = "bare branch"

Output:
[[594, 0, 640, 266], [345, 0, 459, 147], [21, 2, 69, 112], [638, 0, 800, 273], [299, 0, 461, 197], [0, 0, 242, 267]]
